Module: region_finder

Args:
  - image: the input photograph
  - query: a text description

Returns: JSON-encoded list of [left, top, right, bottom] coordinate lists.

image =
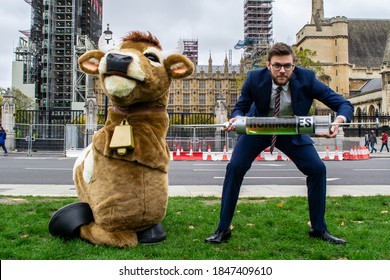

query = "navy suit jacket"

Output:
[[232, 66, 354, 145]]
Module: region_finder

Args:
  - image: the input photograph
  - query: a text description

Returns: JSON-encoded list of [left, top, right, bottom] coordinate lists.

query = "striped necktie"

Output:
[[270, 86, 283, 154]]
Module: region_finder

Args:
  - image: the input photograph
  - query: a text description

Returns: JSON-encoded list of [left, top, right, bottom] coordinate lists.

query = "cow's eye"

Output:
[[145, 53, 160, 63]]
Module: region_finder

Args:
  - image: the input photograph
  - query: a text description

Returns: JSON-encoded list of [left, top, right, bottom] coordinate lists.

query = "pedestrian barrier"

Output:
[[66, 144, 373, 161]]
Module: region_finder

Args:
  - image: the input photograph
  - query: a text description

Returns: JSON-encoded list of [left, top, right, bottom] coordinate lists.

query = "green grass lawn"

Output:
[[0, 195, 389, 260]]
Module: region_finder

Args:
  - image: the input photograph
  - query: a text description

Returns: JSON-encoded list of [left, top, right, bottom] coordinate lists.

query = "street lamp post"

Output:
[[103, 23, 113, 44], [103, 24, 113, 121]]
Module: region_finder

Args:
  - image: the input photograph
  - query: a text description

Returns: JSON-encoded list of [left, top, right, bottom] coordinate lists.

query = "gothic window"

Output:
[[199, 93, 206, 105], [169, 92, 174, 105], [183, 93, 190, 105]]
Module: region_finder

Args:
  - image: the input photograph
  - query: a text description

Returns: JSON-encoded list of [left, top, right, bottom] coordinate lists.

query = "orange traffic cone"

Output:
[[333, 146, 340, 161], [189, 144, 193, 156], [256, 150, 265, 161], [222, 145, 228, 161], [349, 147, 355, 160], [323, 146, 330, 161], [357, 146, 363, 160], [275, 150, 283, 161], [351, 146, 358, 160], [361, 146, 370, 159], [206, 145, 212, 161]]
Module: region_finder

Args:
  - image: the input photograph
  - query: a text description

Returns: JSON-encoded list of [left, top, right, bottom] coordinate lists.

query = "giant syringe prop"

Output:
[[171, 115, 379, 135]]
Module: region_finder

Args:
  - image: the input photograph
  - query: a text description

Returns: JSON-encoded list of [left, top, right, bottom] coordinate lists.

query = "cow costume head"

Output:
[[49, 31, 194, 247], [79, 31, 193, 108]]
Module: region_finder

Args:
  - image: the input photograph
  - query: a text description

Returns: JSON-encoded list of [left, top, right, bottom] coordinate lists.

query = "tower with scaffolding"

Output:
[[181, 38, 199, 66], [14, 0, 102, 123], [235, 0, 274, 70]]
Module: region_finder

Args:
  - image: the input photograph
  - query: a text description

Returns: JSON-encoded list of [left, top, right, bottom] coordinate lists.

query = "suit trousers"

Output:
[[217, 134, 328, 233]]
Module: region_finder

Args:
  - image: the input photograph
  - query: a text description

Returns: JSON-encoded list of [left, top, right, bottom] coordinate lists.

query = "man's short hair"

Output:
[[267, 42, 296, 62]]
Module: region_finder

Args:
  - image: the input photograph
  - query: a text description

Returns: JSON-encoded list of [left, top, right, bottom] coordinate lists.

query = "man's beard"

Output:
[[272, 74, 289, 86]]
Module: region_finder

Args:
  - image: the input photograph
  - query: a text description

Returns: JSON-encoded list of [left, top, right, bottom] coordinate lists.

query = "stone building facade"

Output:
[[167, 54, 244, 116], [295, 0, 390, 116]]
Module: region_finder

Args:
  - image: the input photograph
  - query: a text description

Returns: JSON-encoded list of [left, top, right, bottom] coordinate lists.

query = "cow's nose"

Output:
[[106, 53, 133, 74]]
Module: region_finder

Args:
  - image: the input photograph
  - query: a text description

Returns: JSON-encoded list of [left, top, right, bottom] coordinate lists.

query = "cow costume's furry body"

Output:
[[49, 31, 194, 247]]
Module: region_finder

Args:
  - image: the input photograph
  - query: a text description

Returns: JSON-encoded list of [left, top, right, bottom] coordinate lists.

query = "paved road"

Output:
[[0, 152, 389, 197]]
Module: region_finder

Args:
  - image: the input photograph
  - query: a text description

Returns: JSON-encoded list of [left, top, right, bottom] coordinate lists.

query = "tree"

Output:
[[1, 88, 35, 124], [0, 87, 35, 111], [292, 47, 324, 75]]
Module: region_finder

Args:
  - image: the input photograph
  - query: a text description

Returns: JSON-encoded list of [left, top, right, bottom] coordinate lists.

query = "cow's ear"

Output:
[[78, 50, 105, 75], [164, 54, 194, 79]]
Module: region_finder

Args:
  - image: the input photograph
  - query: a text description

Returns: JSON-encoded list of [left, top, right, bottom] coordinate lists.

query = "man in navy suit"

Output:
[[205, 43, 353, 245]]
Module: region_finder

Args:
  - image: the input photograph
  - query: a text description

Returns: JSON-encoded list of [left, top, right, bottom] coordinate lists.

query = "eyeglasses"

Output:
[[271, 63, 294, 71]]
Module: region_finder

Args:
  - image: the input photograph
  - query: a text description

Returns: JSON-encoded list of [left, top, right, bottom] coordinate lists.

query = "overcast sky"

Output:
[[0, 0, 389, 89]]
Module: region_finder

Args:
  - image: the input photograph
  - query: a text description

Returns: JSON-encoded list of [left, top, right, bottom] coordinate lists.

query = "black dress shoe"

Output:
[[309, 228, 347, 245], [205, 229, 231, 244], [137, 224, 166, 245]]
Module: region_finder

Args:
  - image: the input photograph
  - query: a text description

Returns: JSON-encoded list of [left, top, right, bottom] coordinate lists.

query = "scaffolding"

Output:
[[242, 0, 273, 69], [14, 37, 35, 84], [19, 0, 102, 117], [182, 38, 199, 65], [73, 35, 96, 104]]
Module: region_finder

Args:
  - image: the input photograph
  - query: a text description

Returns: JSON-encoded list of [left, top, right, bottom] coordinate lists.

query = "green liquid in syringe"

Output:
[[245, 118, 299, 135]]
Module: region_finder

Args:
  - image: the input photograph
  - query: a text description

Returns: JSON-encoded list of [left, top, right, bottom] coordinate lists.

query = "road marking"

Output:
[[326, 178, 340, 181], [193, 163, 286, 167], [214, 176, 339, 181], [195, 169, 297, 172], [25, 168, 72, 171], [214, 176, 304, 179], [354, 169, 390, 171]]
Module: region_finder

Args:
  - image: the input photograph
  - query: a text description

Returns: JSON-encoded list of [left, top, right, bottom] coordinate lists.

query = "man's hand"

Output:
[[225, 117, 237, 132], [320, 117, 344, 138]]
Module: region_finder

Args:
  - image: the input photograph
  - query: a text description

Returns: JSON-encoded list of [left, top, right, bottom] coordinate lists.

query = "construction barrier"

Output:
[[172, 151, 203, 161], [170, 145, 371, 161]]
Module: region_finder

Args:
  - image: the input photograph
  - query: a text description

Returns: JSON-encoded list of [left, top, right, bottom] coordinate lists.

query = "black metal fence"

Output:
[[167, 113, 215, 137], [14, 109, 389, 153], [343, 114, 390, 137], [15, 110, 85, 125]]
